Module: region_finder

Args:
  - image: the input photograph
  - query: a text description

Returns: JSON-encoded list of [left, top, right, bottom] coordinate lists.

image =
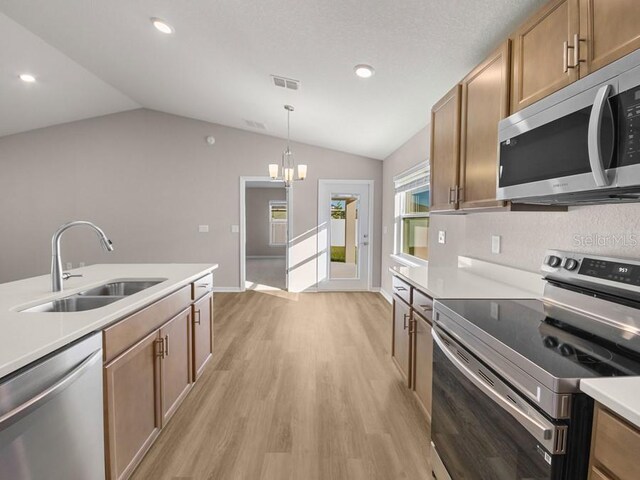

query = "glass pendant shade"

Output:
[[267, 104, 307, 187], [269, 164, 279, 179], [297, 164, 307, 180]]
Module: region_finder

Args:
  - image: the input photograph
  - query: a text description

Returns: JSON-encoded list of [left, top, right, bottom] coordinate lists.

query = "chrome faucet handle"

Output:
[[61, 273, 84, 280]]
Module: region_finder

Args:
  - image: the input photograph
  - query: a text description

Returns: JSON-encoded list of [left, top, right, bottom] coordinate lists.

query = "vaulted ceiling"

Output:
[[0, 0, 546, 159]]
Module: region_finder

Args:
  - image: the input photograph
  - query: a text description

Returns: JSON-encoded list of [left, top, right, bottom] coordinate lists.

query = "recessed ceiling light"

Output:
[[151, 17, 174, 34], [354, 64, 375, 79], [19, 73, 36, 83]]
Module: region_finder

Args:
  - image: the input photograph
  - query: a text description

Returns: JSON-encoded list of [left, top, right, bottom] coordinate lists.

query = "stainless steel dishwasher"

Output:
[[0, 332, 105, 479]]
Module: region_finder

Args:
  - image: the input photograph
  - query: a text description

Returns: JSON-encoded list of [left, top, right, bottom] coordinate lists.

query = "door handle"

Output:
[[403, 313, 410, 330], [588, 84, 614, 187], [0, 350, 101, 430]]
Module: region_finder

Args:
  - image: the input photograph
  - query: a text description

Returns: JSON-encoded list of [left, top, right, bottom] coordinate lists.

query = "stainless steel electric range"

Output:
[[431, 250, 640, 480]]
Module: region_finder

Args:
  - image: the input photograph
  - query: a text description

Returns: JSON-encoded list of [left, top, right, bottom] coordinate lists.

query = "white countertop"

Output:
[[390, 261, 543, 300], [581, 377, 640, 429], [0, 263, 217, 379]]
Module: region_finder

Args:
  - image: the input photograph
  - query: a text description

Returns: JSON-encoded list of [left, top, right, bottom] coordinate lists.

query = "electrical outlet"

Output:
[[79, 262, 86, 267], [383, 226, 388, 235], [198, 225, 209, 233], [491, 235, 501, 254], [65, 262, 73, 270], [438, 230, 446, 244], [231, 225, 240, 233]]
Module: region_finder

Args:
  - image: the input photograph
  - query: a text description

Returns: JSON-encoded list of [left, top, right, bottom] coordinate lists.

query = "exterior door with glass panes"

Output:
[[317, 180, 372, 290]]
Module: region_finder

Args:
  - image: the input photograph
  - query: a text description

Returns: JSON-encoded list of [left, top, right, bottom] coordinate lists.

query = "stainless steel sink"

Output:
[[77, 280, 164, 297], [22, 295, 125, 313]]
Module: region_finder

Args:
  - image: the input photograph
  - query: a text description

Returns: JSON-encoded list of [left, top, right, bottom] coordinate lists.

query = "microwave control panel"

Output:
[[619, 87, 640, 163]]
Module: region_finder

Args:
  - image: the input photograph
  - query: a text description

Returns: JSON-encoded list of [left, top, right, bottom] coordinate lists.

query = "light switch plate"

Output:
[[438, 230, 446, 244], [491, 235, 501, 254], [231, 225, 240, 233], [198, 225, 209, 233]]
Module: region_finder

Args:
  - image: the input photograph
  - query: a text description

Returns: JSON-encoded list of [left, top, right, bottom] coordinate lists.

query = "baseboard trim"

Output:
[[378, 288, 392, 304], [213, 286, 244, 293]]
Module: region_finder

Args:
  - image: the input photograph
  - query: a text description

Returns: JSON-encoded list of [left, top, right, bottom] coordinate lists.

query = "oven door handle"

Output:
[[588, 84, 613, 188], [432, 328, 564, 454]]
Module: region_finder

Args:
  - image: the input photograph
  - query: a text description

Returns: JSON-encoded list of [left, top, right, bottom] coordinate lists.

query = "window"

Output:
[[394, 163, 429, 263], [269, 201, 287, 246]]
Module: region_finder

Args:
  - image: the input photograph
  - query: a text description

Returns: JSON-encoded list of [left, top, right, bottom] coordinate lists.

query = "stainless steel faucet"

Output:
[[51, 221, 114, 292]]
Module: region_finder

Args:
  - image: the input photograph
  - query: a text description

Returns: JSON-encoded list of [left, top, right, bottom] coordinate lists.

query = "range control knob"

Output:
[[546, 255, 562, 268], [564, 258, 579, 271]]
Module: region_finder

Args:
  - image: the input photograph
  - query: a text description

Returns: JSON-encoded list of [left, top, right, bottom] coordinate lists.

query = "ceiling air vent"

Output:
[[244, 119, 267, 130], [271, 75, 300, 91]]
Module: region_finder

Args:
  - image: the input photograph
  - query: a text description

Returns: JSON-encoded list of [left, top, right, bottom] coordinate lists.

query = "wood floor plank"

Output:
[[131, 291, 431, 480]]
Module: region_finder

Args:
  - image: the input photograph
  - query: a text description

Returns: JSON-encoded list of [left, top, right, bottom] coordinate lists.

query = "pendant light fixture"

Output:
[[269, 105, 307, 187]]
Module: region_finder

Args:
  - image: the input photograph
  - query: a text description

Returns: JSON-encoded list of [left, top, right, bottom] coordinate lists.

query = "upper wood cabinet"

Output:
[[512, 0, 640, 111], [430, 85, 461, 212], [511, 0, 580, 112], [459, 41, 511, 210], [579, 0, 640, 76]]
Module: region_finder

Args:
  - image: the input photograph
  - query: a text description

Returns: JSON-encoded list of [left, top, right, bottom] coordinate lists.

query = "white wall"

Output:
[[246, 187, 286, 257], [0, 109, 383, 291], [381, 126, 432, 296]]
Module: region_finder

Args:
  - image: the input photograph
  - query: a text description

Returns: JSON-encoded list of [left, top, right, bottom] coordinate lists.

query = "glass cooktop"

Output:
[[437, 298, 640, 380]]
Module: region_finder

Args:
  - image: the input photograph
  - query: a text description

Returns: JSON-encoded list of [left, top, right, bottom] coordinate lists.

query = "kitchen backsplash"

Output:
[[429, 203, 640, 272]]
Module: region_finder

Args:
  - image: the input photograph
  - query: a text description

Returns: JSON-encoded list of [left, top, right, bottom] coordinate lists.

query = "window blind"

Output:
[[394, 162, 429, 193]]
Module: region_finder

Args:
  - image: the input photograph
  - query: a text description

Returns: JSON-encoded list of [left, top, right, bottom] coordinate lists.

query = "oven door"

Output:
[[431, 326, 567, 480]]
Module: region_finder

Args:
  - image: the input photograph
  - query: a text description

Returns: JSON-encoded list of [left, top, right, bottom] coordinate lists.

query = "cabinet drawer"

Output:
[[103, 285, 191, 363], [412, 289, 433, 323], [192, 273, 213, 300], [392, 276, 411, 305], [591, 405, 640, 480]]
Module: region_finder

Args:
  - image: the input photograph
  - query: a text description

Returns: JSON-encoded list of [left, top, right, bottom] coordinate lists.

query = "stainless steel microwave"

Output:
[[497, 48, 640, 205]]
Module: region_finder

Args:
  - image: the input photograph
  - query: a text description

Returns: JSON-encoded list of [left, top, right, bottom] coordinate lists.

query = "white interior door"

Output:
[[318, 180, 372, 291]]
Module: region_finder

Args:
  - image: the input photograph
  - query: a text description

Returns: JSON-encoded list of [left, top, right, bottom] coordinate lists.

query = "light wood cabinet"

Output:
[[430, 85, 461, 212], [511, 0, 580, 112], [579, 0, 640, 76], [392, 295, 412, 386], [104, 330, 162, 480], [459, 41, 510, 210], [411, 312, 433, 419], [192, 292, 214, 381], [588, 403, 640, 480], [160, 307, 193, 425]]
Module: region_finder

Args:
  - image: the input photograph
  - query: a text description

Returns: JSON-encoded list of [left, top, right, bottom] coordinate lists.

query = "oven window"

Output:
[[431, 340, 561, 480], [499, 106, 594, 188]]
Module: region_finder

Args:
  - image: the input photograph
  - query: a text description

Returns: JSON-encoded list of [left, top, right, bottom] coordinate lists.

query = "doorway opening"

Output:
[[240, 178, 289, 291], [318, 180, 373, 291]]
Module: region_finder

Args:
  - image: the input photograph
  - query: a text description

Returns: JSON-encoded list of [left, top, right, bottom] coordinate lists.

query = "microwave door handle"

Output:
[[588, 84, 613, 187], [432, 328, 560, 452]]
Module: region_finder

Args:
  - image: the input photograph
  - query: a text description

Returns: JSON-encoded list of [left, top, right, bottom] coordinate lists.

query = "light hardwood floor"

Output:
[[131, 291, 431, 480]]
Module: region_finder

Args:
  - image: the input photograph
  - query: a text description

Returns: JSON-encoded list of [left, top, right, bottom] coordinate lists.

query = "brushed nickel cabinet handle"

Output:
[[403, 313, 410, 330], [420, 304, 433, 312], [164, 335, 169, 357], [194, 309, 201, 325], [394, 286, 407, 291], [563, 41, 570, 72], [448, 186, 456, 204], [156, 338, 165, 358]]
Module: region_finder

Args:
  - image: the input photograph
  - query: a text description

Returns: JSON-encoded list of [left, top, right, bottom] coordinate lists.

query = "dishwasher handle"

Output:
[[0, 349, 101, 431]]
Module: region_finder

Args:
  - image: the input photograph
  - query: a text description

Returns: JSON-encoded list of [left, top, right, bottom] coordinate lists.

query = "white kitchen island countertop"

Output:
[[0, 263, 218, 379], [581, 377, 640, 429]]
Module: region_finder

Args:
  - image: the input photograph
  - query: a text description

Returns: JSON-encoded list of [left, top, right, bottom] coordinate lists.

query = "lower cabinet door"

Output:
[[413, 312, 433, 418], [392, 296, 412, 386], [192, 292, 214, 381], [104, 330, 162, 480], [160, 307, 193, 425]]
